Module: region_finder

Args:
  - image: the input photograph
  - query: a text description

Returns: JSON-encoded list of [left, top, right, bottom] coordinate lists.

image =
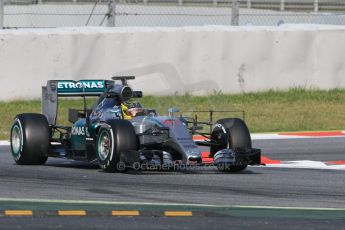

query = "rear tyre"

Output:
[[210, 118, 251, 172], [10, 113, 49, 165], [96, 120, 138, 172]]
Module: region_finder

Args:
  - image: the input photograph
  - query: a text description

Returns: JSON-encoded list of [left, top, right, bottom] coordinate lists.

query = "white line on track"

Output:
[[0, 198, 216, 207], [251, 133, 345, 140], [257, 161, 345, 170], [232, 205, 345, 211], [0, 198, 345, 211], [0, 141, 10, 146]]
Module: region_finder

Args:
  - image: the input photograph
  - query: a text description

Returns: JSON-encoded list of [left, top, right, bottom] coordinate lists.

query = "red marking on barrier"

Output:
[[279, 131, 345, 137], [326, 160, 345, 165]]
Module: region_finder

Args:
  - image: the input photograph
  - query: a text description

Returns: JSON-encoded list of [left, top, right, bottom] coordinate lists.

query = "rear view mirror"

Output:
[[168, 107, 180, 113], [168, 107, 180, 117], [133, 91, 143, 98]]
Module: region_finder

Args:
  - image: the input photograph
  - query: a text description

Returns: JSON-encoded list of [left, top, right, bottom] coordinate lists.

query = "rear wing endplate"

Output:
[[42, 80, 111, 125]]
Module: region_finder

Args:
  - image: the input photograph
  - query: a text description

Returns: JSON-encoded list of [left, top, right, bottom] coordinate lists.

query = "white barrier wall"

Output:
[[1, 25, 345, 100]]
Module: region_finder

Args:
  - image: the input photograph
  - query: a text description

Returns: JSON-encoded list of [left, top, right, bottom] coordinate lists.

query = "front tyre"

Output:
[[96, 120, 138, 172], [10, 113, 49, 165], [211, 118, 252, 172]]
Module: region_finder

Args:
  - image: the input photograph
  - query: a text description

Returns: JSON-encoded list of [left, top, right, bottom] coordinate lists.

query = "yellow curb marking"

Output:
[[58, 210, 86, 216], [5, 210, 33, 216], [111, 211, 140, 216], [3, 210, 193, 217], [164, 211, 193, 217]]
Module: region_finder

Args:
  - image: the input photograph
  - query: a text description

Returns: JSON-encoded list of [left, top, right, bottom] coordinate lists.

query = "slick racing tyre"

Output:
[[96, 119, 138, 172], [210, 118, 251, 172], [10, 113, 49, 165]]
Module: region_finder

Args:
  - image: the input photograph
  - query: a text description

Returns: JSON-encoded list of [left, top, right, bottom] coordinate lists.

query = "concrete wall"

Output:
[[0, 25, 345, 100], [4, 4, 345, 28]]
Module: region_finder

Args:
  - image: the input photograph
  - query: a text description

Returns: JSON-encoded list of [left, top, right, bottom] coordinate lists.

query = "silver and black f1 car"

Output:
[[10, 76, 261, 172]]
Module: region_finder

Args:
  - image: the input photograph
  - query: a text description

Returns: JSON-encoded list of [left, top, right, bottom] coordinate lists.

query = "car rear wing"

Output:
[[42, 80, 112, 126], [51, 80, 111, 97]]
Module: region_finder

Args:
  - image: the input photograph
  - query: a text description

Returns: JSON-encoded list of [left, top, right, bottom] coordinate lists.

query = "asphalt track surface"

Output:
[[0, 137, 345, 229]]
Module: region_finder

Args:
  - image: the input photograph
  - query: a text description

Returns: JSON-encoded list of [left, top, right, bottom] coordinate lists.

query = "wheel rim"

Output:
[[98, 130, 111, 161], [11, 125, 22, 155]]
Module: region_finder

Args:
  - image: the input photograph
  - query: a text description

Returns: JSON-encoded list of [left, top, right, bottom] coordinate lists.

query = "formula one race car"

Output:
[[10, 76, 260, 172]]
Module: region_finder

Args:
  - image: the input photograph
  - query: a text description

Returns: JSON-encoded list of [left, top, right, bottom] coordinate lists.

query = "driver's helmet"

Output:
[[128, 101, 142, 110], [121, 101, 143, 120]]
